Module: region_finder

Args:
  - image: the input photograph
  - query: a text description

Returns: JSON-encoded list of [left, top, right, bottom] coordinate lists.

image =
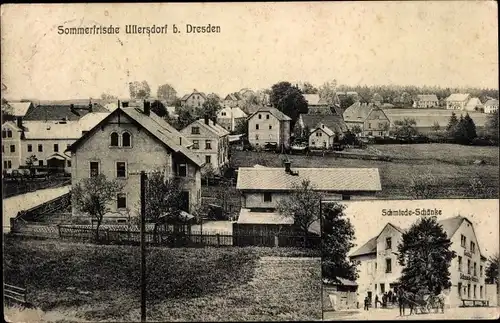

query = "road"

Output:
[[3, 185, 71, 233], [324, 306, 500, 320]]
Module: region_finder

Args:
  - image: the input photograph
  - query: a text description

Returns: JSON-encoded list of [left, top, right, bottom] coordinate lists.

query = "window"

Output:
[[178, 164, 187, 177], [10, 145, 15, 153], [90, 162, 99, 177], [117, 193, 127, 209], [27, 144, 32, 152], [368, 123, 372, 129], [38, 160, 43, 166], [255, 134, 259, 140], [4, 160, 12, 169], [1, 145, 3, 153], [480, 265, 483, 277], [192, 140, 199, 149], [266, 114, 270, 119], [263, 192, 272, 202], [269, 125, 272, 130], [205, 155, 211, 164], [461, 234, 466, 247], [191, 127, 200, 134], [467, 259, 471, 274], [385, 258, 392, 273], [386, 237, 392, 250], [470, 241, 475, 254], [221, 112, 226, 116], [116, 162, 127, 178], [7, 130, 12, 138], [1, 130, 5, 138], [122, 132, 131, 147], [54, 144, 59, 152], [67, 160, 71, 167], [110, 132, 119, 146], [473, 285, 477, 299], [258, 114, 262, 119], [458, 282, 462, 297], [256, 124, 259, 130], [205, 140, 212, 149], [38, 144, 43, 152], [480, 286, 483, 299], [458, 256, 462, 272], [67, 144, 71, 150], [473, 262, 477, 276]]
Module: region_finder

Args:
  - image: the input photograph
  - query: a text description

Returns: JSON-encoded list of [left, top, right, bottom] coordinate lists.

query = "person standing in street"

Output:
[[364, 295, 370, 311]]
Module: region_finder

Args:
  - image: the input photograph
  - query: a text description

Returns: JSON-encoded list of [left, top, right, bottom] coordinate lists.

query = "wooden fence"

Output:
[[4, 283, 28, 306], [11, 224, 319, 248], [3, 178, 70, 199]]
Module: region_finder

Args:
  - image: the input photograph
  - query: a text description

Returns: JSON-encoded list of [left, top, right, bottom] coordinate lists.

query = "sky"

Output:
[[1, 2, 498, 100], [338, 199, 499, 258]]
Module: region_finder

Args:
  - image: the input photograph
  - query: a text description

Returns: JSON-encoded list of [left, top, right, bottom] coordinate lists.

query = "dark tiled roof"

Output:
[[248, 106, 292, 121], [350, 236, 377, 257], [343, 102, 381, 123], [300, 114, 349, 134], [416, 94, 439, 102], [24, 103, 108, 121]]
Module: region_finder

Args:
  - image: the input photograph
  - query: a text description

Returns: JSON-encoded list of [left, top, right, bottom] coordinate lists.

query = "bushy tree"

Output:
[[174, 109, 196, 130], [463, 113, 477, 141], [485, 110, 499, 143], [339, 95, 355, 110], [318, 80, 339, 105], [151, 100, 168, 118], [233, 119, 248, 135], [397, 216, 456, 294], [322, 202, 358, 281], [301, 82, 318, 94], [71, 174, 124, 240], [270, 81, 308, 128], [197, 97, 221, 121], [485, 253, 499, 285], [446, 112, 459, 132], [25, 155, 38, 177], [157, 83, 177, 104], [1, 98, 15, 123], [129, 81, 151, 99], [350, 125, 363, 136], [394, 118, 418, 138], [100, 93, 118, 101], [276, 179, 322, 236], [431, 121, 441, 133]]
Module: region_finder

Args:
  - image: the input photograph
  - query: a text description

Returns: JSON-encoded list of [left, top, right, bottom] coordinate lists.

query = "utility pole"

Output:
[[140, 171, 147, 322]]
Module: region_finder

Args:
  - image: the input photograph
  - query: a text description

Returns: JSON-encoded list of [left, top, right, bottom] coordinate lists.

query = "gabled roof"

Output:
[[416, 94, 439, 102], [67, 107, 203, 167], [484, 99, 499, 107], [300, 114, 349, 134], [217, 106, 248, 119], [24, 103, 108, 121], [236, 167, 382, 192], [225, 92, 242, 101], [303, 94, 325, 106], [343, 102, 380, 122], [446, 93, 470, 102], [181, 90, 206, 102], [184, 119, 230, 137], [466, 97, 483, 107], [247, 106, 292, 121], [311, 125, 335, 137], [350, 223, 405, 258], [7, 102, 32, 117]]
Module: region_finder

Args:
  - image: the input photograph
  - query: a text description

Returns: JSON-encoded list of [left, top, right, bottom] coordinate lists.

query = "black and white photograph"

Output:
[[321, 199, 499, 320], [1, 1, 498, 322]]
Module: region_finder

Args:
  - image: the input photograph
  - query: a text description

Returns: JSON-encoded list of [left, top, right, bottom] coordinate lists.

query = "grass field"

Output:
[[4, 236, 321, 322], [231, 144, 499, 199]]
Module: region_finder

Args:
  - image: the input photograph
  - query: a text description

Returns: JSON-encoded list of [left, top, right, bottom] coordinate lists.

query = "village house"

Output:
[[413, 94, 439, 108], [238, 88, 256, 101], [67, 101, 203, 222], [223, 92, 243, 108], [323, 277, 359, 311], [180, 89, 206, 113], [247, 106, 291, 150], [303, 94, 334, 115], [2, 121, 23, 171], [235, 163, 382, 241], [465, 97, 483, 112], [445, 93, 471, 110], [349, 216, 489, 308], [483, 99, 499, 114], [343, 102, 390, 137], [295, 114, 349, 149], [180, 116, 230, 174], [216, 106, 248, 132]]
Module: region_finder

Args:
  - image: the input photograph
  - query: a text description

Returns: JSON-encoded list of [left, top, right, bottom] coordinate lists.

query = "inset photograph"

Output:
[[322, 199, 499, 321]]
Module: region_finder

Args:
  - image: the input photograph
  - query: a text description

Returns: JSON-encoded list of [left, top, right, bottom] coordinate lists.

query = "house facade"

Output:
[[350, 216, 489, 308], [464, 97, 483, 112], [446, 93, 471, 110], [223, 92, 243, 108], [296, 114, 349, 148], [180, 117, 230, 173], [413, 94, 439, 108], [67, 102, 203, 221], [303, 94, 334, 115], [216, 106, 248, 132], [483, 99, 499, 114], [180, 89, 206, 112], [343, 102, 390, 137], [2, 121, 23, 171], [247, 107, 291, 149]]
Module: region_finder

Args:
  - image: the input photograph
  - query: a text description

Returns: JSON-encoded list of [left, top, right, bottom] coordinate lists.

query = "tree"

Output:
[[322, 202, 358, 281], [270, 81, 308, 127], [233, 119, 248, 135], [172, 97, 182, 108], [339, 95, 355, 110], [431, 121, 441, 133], [485, 109, 499, 143], [463, 113, 477, 141], [276, 179, 322, 237], [400, 92, 413, 106], [174, 109, 196, 130], [144, 171, 184, 242], [451, 115, 470, 144], [302, 82, 318, 94], [201, 163, 216, 186], [393, 118, 418, 138], [129, 81, 151, 99], [157, 84, 177, 105], [318, 80, 339, 105], [100, 93, 118, 101], [485, 253, 499, 285], [25, 155, 38, 177], [151, 100, 168, 118], [397, 216, 456, 295], [446, 112, 459, 132], [1, 98, 15, 123], [197, 96, 221, 120], [71, 174, 124, 241], [351, 125, 363, 137]]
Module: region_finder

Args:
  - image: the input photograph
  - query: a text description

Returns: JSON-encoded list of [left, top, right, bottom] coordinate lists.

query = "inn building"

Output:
[[349, 216, 489, 307]]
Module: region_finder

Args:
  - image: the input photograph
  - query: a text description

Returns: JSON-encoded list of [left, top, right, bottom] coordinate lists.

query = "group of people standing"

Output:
[[363, 290, 397, 311]]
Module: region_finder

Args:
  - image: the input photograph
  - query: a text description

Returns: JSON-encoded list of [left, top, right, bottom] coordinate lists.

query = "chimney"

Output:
[[284, 161, 291, 173], [88, 102, 93, 112], [144, 100, 150, 116], [204, 115, 209, 125], [16, 117, 23, 129], [179, 137, 182, 145], [211, 117, 217, 125]]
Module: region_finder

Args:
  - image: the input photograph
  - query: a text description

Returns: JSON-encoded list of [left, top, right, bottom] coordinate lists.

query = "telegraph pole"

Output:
[[140, 171, 147, 322]]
